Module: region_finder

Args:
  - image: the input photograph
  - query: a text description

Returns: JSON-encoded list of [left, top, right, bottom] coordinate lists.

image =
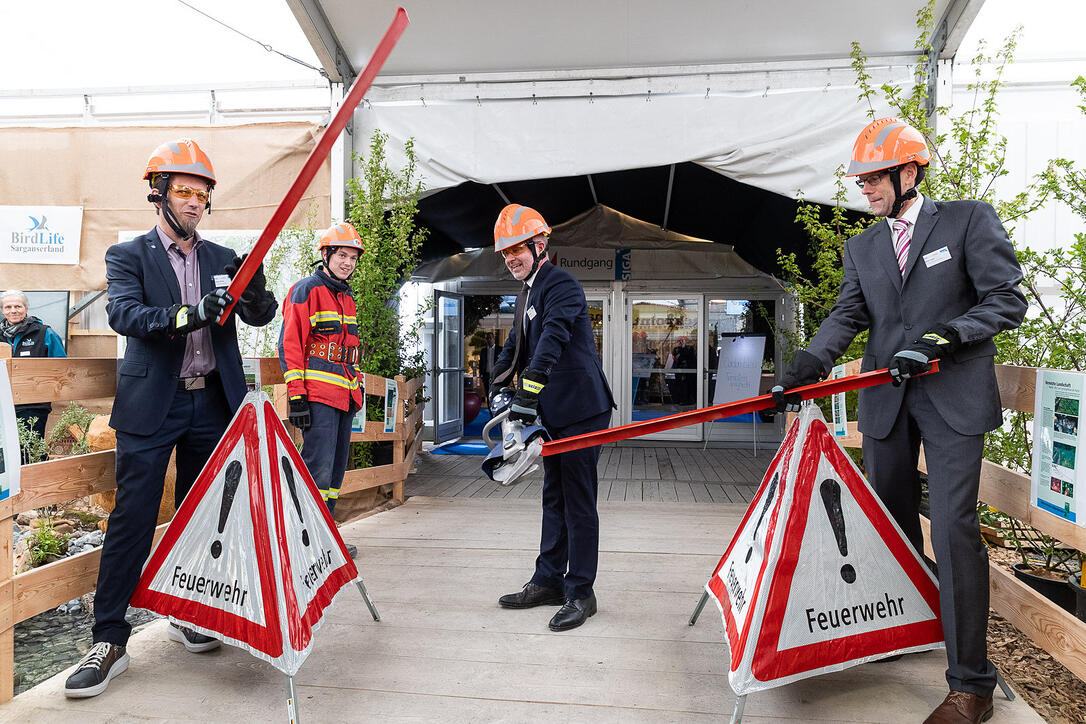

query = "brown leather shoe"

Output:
[[923, 691, 994, 723]]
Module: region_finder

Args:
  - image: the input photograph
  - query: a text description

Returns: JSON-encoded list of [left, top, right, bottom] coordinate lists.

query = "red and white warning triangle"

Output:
[[130, 391, 358, 676], [707, 404, 944, 695]]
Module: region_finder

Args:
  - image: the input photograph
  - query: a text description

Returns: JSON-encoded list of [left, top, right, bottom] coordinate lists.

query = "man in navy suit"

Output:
[[490, 204, 615, 631], [773, 119, 1026, 724], [65, 139, 276, 698]]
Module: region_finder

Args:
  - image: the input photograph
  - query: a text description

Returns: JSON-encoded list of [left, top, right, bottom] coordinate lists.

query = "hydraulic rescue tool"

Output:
[[481, 387, 551, 485]]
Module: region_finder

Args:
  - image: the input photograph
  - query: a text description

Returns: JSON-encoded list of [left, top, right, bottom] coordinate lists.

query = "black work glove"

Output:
[[509, 368, 547, 424], [225, 253, 269, 305], [289, 395, 312, 431], [771, 349, 826, 413], [167, 288, 233, 335], [889, 323, 960, 386]]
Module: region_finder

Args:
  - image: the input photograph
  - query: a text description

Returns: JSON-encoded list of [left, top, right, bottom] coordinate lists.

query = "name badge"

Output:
[[923, 246, 952, 268], [526, 306, 537, 321], [212, 273, 232, 288]]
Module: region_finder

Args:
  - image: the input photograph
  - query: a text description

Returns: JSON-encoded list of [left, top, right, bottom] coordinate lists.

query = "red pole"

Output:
[[218, 7, 410, 323], [541, 361, 941, 456]]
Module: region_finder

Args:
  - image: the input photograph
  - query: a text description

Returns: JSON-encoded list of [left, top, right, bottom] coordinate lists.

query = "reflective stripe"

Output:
[[522, 378, 545, 394], [318, 488, 330, 500], [496, 230, 536, 247], [873, 121, 907, 148], [303, 369, 360, 389], [920, 332, 949, 345], [284, 369, 305, 383], [846, 158, 897, 176], [326, 489, 340, 499], [309, 311, 341, 324]]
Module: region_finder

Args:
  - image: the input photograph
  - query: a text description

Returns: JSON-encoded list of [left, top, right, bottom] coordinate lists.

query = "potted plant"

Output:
[[1000, 512, 1079, 613], [1069, 556, 1086, 622]]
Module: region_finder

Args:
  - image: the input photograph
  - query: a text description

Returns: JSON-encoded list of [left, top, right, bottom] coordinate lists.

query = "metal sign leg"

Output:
[[688, 589, 710, 626], [286, 675, 300, 724], [730, 694, 746, 724], [356, 578, 381, 621], [995, 670, 1015, 700]]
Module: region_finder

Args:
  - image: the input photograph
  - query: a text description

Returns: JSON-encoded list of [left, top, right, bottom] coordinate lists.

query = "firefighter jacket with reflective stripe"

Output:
[[278, 270, 363, 412]]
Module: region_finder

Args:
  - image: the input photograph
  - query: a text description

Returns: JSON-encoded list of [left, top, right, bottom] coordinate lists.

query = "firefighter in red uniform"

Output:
[[278, 222, 365, 521]]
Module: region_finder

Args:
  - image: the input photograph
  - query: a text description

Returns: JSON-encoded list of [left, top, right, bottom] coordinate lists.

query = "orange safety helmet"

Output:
[[143, 138, 216, 187], [318, 222, 365, 254], [845, 117, 931, 177], [493, 204, 551, 253]]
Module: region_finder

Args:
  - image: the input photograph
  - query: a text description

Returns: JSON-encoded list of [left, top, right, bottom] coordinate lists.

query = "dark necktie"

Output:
[[493, 283, 529, 387]]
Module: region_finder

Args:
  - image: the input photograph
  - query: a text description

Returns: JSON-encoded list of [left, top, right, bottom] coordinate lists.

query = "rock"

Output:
[[84, 415, 115, 451], [15, 511, 36, 526], [51, 522, 75, 536]]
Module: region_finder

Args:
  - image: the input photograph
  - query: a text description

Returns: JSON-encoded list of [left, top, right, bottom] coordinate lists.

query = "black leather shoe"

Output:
[[498, 582, 566, 609], [549, 594, 597, 631]]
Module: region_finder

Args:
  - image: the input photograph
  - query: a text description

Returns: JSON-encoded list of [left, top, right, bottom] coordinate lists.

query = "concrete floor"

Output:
[[1, 496, 1043, 723]]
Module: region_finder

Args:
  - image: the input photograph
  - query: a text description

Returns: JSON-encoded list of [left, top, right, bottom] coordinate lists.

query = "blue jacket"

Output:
[[105, 227, 276, 435], [6, 317, 66, 360], [496, 260, 615, 430]]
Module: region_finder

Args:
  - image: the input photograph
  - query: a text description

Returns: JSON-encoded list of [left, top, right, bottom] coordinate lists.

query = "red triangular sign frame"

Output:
[[130, 392, 358, 676], [706, 405, 944, 695]]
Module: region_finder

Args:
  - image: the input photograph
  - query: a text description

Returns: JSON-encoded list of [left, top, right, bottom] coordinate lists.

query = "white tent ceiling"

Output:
[[288, 1, 984, 222]]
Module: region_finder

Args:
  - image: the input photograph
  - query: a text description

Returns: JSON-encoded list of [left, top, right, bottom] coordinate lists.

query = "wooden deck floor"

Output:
[[408, 445, 770, 504], [3, 496, 1042, 722]]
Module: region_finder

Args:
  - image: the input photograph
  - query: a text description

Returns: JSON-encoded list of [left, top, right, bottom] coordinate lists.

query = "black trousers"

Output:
[[93, 384, 230, 645], [531, 409, 611, 601], [300, 400, 355, 514], [862, 379, 995, 697]]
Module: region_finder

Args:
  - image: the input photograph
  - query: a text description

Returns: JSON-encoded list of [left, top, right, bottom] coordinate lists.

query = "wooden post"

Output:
[[1, 348, 14, 702], [392, 375, 406, 503]]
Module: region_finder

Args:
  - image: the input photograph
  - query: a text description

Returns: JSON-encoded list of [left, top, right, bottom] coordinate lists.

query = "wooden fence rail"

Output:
[[0, 351, 423, 702], [833, 359, 1086, 682]]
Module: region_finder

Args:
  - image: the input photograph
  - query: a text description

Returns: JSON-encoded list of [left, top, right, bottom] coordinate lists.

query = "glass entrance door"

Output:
[[625, 296, 702, 440], [433, 290, 464, 444]]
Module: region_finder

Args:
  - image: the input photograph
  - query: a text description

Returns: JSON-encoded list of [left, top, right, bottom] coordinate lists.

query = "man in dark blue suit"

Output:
[[491, 204, 615, 631], [65, 139, 276, 698]]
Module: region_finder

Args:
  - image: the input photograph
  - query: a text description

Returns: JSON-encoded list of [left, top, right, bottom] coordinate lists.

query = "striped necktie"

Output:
[[892, 219, 911, 277]]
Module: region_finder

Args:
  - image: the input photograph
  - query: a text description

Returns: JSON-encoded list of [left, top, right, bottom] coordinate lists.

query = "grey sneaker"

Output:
[[167, 622, 220, 653], [64, 642, 129, 698]]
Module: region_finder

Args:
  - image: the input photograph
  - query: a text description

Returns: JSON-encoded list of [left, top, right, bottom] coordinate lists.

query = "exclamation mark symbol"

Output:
[[281, 456, 309, 547], [210, 460, 243, 559], [746, 472, 780, 563], [820, 478, 856, 583]]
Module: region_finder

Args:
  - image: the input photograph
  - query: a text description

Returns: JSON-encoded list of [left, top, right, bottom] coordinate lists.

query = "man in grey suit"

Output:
[[773, 118, 1026, 724]]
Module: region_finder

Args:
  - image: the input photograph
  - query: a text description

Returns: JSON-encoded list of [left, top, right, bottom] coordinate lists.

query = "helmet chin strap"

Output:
[[525, 238, 547, 278], [321, 247, 354, 283], [888, 165, 918, 219]]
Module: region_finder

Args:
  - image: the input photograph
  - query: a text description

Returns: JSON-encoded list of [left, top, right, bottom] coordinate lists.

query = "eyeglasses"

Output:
[[169, 184, 211, 204], [854, 171, 888, 189], [499, 242, 529, 258]]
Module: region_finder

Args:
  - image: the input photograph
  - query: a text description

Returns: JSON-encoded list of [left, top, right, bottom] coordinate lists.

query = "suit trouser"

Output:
[[300, 400, 355, 515], [531, 410, 611, 600], [862, 379, 995, 697], [93, 384, 230, 645]]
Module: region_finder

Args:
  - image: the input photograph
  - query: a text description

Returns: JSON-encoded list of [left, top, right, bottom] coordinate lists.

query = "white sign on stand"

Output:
[[1031, 369, 1084, 524], [383, 378, 398, 434], [712, 335, 766, 406]]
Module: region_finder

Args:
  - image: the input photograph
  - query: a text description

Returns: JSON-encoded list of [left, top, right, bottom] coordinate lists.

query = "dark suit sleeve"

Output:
[[946, 202, 1027, 343], [808, 238, 872, 371], [104, 245, 171, 339], [528, 275, 582, 372]]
